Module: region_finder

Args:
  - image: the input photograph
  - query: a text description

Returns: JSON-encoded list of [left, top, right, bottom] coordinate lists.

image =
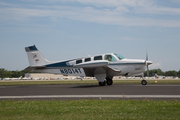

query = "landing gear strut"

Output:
[[141, 79, 147, 85]]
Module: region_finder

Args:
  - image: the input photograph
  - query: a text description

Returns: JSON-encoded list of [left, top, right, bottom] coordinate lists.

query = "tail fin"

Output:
[[25, 45, 49, 66]]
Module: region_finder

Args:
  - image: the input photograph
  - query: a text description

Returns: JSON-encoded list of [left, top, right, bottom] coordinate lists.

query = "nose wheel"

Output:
[[141, 80, 147, 85]]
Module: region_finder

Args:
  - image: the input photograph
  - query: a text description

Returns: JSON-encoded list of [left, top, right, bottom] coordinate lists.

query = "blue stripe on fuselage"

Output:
[[46, 61, 73, 67], [46, 61, 145, 68], [75, 61, 109, 66], [109, 63, 145, 65]]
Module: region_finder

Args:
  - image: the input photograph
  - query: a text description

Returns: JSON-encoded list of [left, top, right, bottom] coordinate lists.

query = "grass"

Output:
[[0, 79, 180, 86], [1, 80, 180, 120], [0, 100, 180, 120]]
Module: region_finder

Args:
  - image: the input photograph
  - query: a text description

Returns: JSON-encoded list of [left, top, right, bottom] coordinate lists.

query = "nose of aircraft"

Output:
[[146, 61, 153, 65]]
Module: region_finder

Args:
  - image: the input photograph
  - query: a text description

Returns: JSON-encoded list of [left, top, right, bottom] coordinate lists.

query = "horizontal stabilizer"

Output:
[[24, 66, 46, 71]]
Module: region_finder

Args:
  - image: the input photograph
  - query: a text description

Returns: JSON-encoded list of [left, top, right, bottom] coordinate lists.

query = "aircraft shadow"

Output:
[[71, 84, 100, 88]]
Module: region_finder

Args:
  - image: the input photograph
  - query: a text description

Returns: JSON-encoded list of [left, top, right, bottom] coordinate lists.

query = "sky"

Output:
[[0, 0, 180, 71]]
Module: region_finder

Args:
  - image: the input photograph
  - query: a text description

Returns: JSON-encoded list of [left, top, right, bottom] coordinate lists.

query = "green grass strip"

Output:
[[0, 100, 180, 120], [0, 79, 180, 86]]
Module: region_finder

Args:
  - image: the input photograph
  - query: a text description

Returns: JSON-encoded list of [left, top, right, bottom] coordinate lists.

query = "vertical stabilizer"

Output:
[[25, 45, 49, 66]]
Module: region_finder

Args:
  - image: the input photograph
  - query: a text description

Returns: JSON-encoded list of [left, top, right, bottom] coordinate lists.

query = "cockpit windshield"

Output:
[[114, 53, 125, 60]]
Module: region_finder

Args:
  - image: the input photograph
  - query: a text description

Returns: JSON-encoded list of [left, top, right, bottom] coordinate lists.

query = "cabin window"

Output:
[[76, 59, 82, 64], [105, 55, 117, 62], [94, 56, 102, 60], [85, 58, 91, 62]]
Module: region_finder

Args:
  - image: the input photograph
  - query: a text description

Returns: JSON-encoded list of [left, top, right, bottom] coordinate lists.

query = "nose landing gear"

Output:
[[141, 79, 147, 85]]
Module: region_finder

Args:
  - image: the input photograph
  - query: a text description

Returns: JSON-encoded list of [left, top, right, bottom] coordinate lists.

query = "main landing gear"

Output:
[[99, 78, 113, 86], [106, 79, 113, 85], [141, 79, 147, 85], [99, 81, 106, 86]]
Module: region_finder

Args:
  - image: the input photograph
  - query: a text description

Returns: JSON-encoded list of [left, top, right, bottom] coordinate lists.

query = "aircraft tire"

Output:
[[141, 80, 147, 85], [99, 81, 106, 86], [106, 79, 113, 85]]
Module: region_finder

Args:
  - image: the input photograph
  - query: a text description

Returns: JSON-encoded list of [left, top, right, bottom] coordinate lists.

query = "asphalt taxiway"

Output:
[[0, 84, 180, 100]]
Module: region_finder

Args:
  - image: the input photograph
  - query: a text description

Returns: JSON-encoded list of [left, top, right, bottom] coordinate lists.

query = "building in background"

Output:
[[24, 73, 84, 80]]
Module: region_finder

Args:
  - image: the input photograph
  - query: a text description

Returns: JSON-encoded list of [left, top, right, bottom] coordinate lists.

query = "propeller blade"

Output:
[[146, 50, 148, 61], [145, 50, 149, 77], [147, 65, 149, 77]]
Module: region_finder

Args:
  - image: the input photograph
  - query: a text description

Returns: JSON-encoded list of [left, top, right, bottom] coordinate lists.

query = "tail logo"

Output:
[[33, 55, 37, 58]]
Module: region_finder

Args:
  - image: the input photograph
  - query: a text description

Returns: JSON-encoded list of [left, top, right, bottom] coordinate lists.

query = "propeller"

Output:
[[145, 50, 149, 77]]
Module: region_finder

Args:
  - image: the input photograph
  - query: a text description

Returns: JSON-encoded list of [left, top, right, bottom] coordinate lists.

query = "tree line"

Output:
[[0, 68, 180, 78], [144, 69, 180, 77], [0, 68, 35, 78]]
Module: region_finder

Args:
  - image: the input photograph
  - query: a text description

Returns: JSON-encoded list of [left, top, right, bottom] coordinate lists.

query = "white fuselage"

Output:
[[25, 45, 153, 85], [33, 53, 152, 77]]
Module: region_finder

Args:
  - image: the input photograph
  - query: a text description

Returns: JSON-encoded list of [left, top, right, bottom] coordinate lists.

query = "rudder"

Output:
[[25, 45, 49, 66]]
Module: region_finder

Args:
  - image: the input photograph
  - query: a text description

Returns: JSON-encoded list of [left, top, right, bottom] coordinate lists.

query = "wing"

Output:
[[74, 60, 121, 77]]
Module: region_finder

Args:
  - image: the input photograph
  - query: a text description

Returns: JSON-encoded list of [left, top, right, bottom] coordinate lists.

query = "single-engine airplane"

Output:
[[25, 45, 152, 86]]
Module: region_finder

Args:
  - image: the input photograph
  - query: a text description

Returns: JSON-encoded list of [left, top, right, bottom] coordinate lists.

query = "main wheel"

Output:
[[141, 80, 147, 85], [106, 79, 113, 85], [99, 81, 106, 86]]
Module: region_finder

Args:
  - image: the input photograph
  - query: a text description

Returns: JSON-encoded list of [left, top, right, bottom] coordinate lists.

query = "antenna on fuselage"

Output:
[[86, 53, 91, 57]]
